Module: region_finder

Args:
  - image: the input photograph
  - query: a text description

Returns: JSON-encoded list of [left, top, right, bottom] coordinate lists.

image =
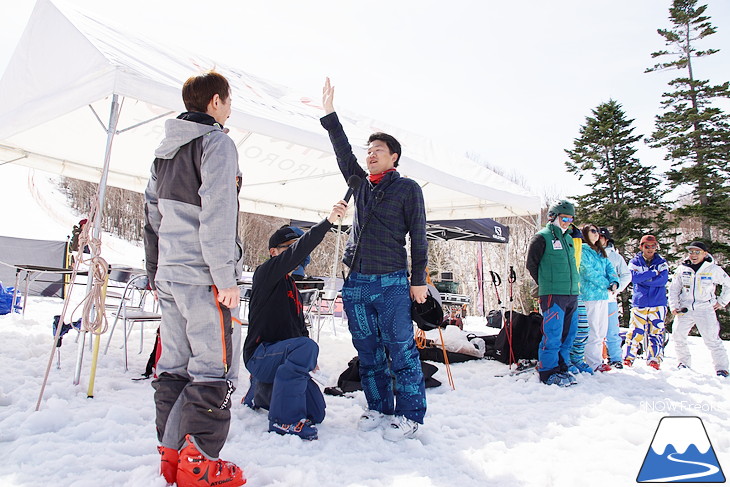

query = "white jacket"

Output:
[[606, 245, 631, 296], [668, 256, 730, 311]]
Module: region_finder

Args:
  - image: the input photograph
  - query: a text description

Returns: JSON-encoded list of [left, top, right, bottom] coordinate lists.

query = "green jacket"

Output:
[[526, 223, 580, 296]]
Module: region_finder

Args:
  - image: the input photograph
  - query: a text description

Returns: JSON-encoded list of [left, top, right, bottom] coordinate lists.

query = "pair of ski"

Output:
[[495, 359, 538, 378]]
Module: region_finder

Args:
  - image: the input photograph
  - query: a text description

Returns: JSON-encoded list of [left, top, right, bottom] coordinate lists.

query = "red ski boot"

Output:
[[158, 446, 178, 486], [177, 435, 246, 487]]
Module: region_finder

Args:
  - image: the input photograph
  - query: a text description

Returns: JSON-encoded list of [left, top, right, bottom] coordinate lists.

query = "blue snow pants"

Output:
[[341, 270, 426, 424], [538, 294, 579, 382], [605, 300, 622, 362], [245, 337, 323, 425]]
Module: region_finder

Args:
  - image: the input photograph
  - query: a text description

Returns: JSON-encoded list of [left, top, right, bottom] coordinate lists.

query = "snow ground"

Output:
[[0, 167, 728, 486], [1, 304, 729, 487]]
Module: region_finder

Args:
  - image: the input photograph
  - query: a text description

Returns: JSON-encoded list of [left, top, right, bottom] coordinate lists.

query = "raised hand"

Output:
[[322, 77, 335, 114]]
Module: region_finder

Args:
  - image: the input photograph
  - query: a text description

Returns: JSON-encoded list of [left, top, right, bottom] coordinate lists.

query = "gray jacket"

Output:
[[144, 116, 243, 290]]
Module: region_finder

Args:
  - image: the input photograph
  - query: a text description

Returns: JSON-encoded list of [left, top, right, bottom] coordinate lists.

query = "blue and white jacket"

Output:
[[579, 244, 619, 301], [629, 252, 669, 308], [668, 255, 730, 312]]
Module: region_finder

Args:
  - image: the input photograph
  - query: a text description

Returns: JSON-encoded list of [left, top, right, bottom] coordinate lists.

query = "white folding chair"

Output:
[[306, 289, 340, 341], [103, 273, 161, 371]]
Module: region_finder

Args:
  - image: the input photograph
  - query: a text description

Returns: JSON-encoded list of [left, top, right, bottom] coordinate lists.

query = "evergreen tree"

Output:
[[646, 0, 730, 257], [565, 99, 670, 256]]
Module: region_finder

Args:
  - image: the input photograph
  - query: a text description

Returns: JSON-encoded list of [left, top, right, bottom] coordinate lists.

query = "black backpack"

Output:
[[486, 309, 502, 328], [328, 356, 441, 395], [488, 311, 542, 364]]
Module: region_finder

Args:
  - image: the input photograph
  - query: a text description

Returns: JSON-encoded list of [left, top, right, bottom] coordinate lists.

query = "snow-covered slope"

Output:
[[0, 164, 145, 268]]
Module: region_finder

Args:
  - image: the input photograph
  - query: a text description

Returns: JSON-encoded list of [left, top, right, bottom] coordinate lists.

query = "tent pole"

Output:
[[502, 240, 509, 316], [73, 95, 121, 386]]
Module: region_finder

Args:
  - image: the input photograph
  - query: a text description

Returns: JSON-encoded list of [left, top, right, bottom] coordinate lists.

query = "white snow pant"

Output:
[[673, 308, 729, 372], [585, 300, 609, 370]]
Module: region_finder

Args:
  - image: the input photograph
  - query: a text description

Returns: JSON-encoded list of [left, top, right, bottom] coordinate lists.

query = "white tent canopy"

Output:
[[0, 0, 540, 223]]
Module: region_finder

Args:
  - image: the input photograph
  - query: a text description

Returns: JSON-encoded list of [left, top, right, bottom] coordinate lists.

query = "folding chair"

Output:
[[306, 289, 340, 342], [103, 272, 161, 371], [238, 283, 252, 325]]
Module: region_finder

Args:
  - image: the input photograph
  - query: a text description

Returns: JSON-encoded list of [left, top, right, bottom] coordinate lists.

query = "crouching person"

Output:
[[243, 201, 348, 440]]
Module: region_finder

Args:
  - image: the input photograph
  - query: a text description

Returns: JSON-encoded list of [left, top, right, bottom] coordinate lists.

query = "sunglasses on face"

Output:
[[688, 250, 703, 255], [643, 244, 657, 249], [589, 228, 598, 234], [560, 216, 574, 223], [276, 243, 292, 249]]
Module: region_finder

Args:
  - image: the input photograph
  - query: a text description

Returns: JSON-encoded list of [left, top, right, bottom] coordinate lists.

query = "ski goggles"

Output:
[[560, 216, 574, 223]]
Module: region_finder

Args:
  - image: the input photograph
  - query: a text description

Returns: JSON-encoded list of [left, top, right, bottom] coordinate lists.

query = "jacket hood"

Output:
[[155, 118, 222, 159]]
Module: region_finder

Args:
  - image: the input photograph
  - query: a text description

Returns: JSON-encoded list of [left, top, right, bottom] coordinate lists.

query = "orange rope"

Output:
[[414, 328, 454, 390], [437, 327, 455, 390], [414, 329, 428, 349]]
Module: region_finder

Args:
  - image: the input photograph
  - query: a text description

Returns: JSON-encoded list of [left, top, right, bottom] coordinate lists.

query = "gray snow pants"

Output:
[[152, 280, 241, 458]]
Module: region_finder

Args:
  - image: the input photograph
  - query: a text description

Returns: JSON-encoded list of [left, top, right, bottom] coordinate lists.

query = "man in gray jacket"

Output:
[[144, 71, 245, 487]]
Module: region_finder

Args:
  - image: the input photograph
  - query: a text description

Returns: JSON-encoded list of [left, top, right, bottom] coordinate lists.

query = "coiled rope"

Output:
[[36, 196, 109, 410]]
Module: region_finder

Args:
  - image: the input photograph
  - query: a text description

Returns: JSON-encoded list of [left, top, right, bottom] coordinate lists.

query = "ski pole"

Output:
[[507, 266, 517, 366]]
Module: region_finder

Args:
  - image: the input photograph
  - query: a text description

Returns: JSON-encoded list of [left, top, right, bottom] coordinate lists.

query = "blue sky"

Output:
[[2, 0, 729, 201]]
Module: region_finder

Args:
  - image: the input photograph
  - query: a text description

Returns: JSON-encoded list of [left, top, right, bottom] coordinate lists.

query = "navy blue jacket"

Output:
[[320, 112, 428, 285]]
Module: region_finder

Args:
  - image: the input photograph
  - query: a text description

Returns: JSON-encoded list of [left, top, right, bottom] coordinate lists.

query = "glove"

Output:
[[608, 283, 618, 292]]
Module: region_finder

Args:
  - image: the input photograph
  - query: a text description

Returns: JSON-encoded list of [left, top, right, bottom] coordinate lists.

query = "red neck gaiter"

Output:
[[368, 168, 396, 185]]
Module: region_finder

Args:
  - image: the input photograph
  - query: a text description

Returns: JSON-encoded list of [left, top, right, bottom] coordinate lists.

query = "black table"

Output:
[[13, 264, 88, 317]]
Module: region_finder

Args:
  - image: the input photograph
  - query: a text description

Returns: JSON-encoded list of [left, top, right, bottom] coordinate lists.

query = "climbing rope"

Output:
[[37, 197, 109, 410]]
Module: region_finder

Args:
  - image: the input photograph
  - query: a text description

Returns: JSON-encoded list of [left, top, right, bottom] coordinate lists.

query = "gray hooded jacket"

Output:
[[144, 116, 243, 290]]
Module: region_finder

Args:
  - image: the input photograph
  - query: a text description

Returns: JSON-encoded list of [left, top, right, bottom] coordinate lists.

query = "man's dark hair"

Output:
[[182, 70, 230, 113], [368, 132, 402, 167]]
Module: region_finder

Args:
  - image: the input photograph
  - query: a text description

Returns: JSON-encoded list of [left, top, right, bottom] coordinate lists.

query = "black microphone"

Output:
[[343, 175, 362, 203], [680, 307, 688, 313]]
